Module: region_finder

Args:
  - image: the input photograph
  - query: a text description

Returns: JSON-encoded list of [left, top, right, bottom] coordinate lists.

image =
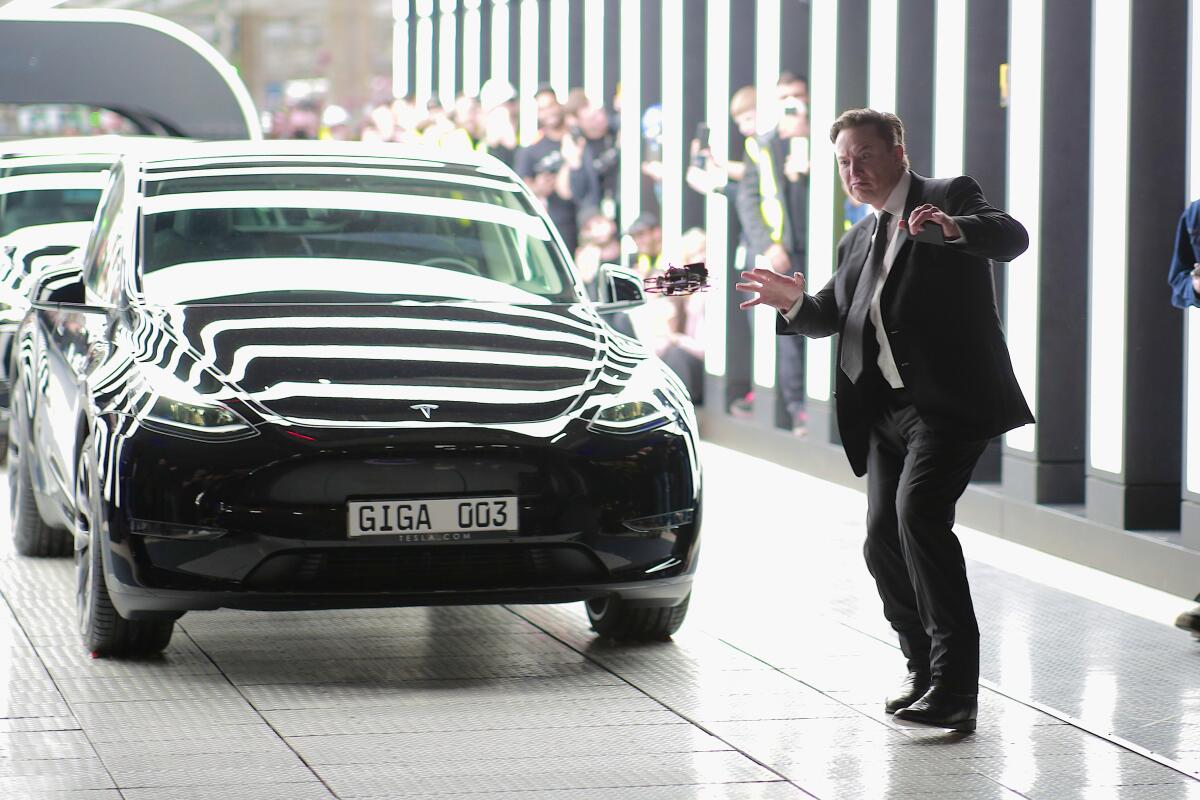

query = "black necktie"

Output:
[[840, 210, 892, 383]]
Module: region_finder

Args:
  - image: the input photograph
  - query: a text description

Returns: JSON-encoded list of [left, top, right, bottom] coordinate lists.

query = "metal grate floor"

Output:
[[0, 442, 1197, 799]]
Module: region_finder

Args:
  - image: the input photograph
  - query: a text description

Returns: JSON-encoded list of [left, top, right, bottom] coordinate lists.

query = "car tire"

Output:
[[586, 592, 690, 641], [11, 446, 70, 557], [75, 436, 174, 658]]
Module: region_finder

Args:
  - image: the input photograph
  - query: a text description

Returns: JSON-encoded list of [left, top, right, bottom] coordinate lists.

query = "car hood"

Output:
[[146, 302, 632, 428]]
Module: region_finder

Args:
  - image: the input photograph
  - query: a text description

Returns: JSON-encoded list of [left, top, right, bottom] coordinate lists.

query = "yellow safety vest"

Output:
[[636, 253, 662, 276], [744, 136, 785, 245]]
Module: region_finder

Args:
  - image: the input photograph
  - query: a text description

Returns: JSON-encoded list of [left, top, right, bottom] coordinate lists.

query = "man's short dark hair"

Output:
[[777, 70, 808, 86], [829, 108, 911, 170]]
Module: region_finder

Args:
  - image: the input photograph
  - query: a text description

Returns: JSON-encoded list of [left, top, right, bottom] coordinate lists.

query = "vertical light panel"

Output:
[[619, 0, 641, 233], [519, 0, 540, 144], [752, 0, 779, 383], [805, 0, 838, 402], [868, 0, 898, 112], [933, 0, 966, 177], [1186, 0, 1200, 493], [392, 0, 410, 98], [1003, 0, 1043, 453], [584, 0, 605, 104], [1087, 0, 1132, 475], [439, 0, 458, 106], [463, 0, 482, 97], [416, 0, 435, 106], [660, 0, 684, 265], [491, 0, 510, 86], [703, 0, 729, 377], [754, 0, 781, 134], [550, 0, 570, 101], [753, 299, 777, 388]]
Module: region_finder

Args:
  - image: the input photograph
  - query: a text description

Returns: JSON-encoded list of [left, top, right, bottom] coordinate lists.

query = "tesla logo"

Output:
[[411, 404, 439, 419]]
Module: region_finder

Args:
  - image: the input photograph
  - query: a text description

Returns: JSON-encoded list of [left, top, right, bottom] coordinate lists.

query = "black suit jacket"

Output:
[[778, 172, 1034, 476]]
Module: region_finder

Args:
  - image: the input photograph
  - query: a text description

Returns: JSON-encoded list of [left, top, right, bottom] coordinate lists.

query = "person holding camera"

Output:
[[560, 100, 620, 221], [737, 81, 812, 433], [737, 108, 1031, 730]]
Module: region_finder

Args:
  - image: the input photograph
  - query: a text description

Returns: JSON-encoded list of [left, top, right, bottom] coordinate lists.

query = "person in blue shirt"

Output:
[[1170, 199, 1200, 639], [1168, 198, 1200, 309]]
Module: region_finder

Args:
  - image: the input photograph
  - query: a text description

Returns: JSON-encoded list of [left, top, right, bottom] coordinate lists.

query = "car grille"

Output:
[[243, 544, 607, 593]]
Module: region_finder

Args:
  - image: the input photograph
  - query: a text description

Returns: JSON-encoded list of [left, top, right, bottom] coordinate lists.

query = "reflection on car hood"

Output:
[[146, 302, 633, 428]]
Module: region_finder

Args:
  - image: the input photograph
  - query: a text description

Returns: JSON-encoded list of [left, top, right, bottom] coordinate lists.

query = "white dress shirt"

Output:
[[867, 171, 911, 389]]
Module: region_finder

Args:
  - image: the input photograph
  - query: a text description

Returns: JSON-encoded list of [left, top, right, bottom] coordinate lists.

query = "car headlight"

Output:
[[587, 393, 678, 435], [141, 395, 257, 441]]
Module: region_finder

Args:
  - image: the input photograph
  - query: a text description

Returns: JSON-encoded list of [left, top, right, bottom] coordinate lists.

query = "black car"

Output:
[[10, 141, 701, 656]]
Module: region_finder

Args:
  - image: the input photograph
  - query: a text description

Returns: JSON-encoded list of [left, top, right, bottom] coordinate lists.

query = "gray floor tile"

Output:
[[396, 784, 810, 800], [119, 782, 338, 800]]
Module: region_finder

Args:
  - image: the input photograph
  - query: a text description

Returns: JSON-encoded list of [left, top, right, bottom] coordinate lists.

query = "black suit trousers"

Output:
[[863, 388, 986, 694]]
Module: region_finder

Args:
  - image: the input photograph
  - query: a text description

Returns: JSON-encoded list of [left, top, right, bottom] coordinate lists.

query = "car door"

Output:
[[34, 166, 126, 516]]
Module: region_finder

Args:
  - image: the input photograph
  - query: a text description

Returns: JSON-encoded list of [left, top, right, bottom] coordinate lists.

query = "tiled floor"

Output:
[[1, 442, 1198, 799]]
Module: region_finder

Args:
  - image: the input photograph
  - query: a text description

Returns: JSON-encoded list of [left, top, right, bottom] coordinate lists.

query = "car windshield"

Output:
[[138, 167, 581, 305]]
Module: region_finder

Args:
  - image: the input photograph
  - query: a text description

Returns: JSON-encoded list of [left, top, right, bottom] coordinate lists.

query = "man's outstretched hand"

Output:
[[736, 268, 806, 311]]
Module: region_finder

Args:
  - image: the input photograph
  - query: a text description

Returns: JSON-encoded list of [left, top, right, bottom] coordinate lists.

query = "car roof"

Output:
[[0, 135, 196, 161], [130, 139, 515, 179]]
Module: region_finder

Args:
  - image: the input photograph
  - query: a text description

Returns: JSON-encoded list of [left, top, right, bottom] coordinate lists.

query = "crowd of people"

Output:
[[267, 70, 814, 418]]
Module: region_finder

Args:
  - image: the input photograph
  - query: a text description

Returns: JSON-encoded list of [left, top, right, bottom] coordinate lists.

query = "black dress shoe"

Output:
[[892, 685, 977, 732], [884, 671, 931, 714]]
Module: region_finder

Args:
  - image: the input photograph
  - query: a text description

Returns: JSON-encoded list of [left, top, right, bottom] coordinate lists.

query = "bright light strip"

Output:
[[519, 0, 539, 144], [619, 0, 641, 232], [752, 0, 780, 389], [1087, 0, 1131, 475], [491, 0, 510, 85], [703, 0, 729, 377], [868, 0, 898, 112], [805, 0, 838, 402], [415, 3, 435, 107], [1187, 0, 1200, 493], [462, 1, 482, 97], [0, 0, 68, 15], [753, 297, 777, 388], [1003, 0, 1043, 453], [933, 0, 966, 177], [660, 0, 683, 265], [584, 0, 605, 104], [392, 1, 410, 98], [550, 0, 570, 102], [439, 0, 458, 107], [754, 0, 781, 134]]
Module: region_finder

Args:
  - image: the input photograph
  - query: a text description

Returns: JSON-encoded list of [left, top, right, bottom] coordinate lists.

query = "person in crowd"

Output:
[[627, 212, 663, 276], [1168, 197, 1200, 639], [736, 108, 1031, 732], [574, 210, 621, 300], [737, 84, 811, 434], [561, 99, 621, 221], [523, 147, 578, 255], [687, 85, 758, 418], [776, 69, 809, 108], [656, 227, 708, 404]]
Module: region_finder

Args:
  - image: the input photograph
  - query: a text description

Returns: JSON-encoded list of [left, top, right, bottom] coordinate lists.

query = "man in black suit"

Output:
[[737, 109, 1032, 731]]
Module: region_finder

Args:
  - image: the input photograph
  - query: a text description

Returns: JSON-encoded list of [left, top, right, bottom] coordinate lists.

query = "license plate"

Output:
[[347, 497, 519, 541]]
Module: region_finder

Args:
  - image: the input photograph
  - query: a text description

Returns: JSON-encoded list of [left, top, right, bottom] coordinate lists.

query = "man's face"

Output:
[[632, 227, 661, 256], [777, 80, 808, 106], [579, 104, 609, 139], [733, 110, 757, 138], [777, 101, 809, 139], [528, 171, 556, 197], [540, 94, 566, 130], [583, 214, 616, 245], [835, 124, 905, 208]]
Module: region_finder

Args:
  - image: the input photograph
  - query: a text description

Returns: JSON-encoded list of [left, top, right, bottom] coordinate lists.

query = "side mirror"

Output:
[[31, 258, 86, 308], [595, 264, 646, 313]]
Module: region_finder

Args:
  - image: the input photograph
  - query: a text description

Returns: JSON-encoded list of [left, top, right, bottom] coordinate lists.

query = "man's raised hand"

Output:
[[736, 268, 806, 311]]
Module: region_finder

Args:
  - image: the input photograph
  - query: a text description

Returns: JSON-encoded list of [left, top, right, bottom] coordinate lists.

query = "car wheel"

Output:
[[586, 592, 690, 641], [75, 436, 174, 658], [11, 444, 70, 557]]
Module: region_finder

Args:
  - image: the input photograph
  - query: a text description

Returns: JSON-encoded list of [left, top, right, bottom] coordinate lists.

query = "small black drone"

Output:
[[643, 262, 711, 296]]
